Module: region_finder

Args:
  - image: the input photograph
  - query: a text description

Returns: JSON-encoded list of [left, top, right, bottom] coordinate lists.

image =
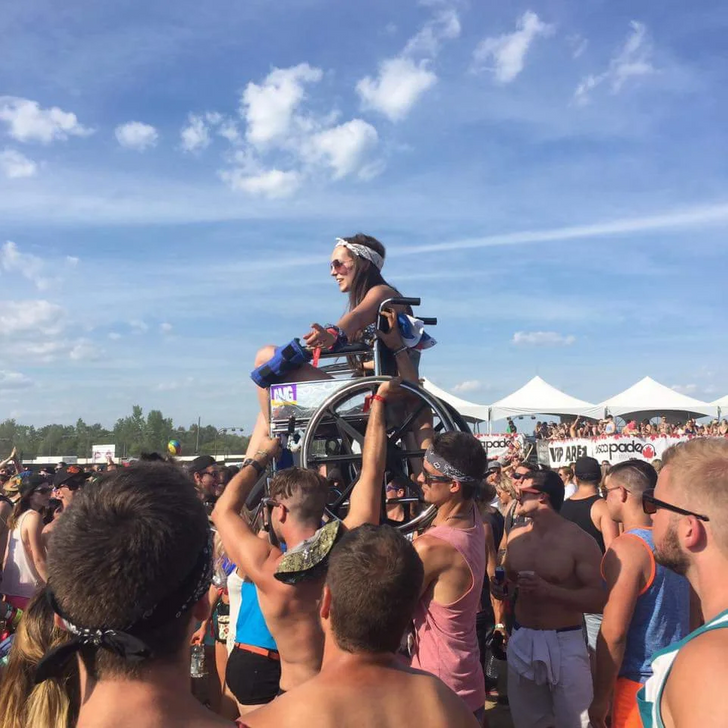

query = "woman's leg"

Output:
[[245, 344, 333, 458]]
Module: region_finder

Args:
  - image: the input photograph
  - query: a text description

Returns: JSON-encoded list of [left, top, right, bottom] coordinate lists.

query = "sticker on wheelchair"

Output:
[[271, 384, 298, 406]]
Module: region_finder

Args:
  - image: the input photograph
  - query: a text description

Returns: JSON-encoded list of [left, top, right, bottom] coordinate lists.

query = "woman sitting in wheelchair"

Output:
[[245, 234, 427, 459]]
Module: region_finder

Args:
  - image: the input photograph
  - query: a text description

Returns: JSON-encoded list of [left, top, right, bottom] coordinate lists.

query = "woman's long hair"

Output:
[[0, 589, 80, 728], [340, 234, 400, 312], [6, 491, 33, 531]]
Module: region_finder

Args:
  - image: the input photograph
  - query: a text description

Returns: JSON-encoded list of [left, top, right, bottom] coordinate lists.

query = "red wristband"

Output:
[[372, 394, 387, 405]]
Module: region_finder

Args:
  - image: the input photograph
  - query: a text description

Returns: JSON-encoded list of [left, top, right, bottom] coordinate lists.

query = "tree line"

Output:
[[0, 405, 249, 460]]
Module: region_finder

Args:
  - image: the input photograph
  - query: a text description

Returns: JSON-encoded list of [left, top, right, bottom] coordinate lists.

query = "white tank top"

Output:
[[226, 568, 244, 654], [2, 510, 41, 599]]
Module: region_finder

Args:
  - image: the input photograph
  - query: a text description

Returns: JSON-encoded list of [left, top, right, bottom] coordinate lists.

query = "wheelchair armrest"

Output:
[[315, 343, 371, 360]]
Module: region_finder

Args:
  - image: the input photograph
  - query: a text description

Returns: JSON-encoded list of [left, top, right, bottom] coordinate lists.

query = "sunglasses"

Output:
[[262, 497, 286, 512], [330, 259, 351, 273], [422, 472, 452, 485], [642, 489, 709, 522], [512, 471, 531, 481]]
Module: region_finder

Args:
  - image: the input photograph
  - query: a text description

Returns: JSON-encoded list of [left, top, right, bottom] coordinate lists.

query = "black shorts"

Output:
[[226, 646, 281, 705]]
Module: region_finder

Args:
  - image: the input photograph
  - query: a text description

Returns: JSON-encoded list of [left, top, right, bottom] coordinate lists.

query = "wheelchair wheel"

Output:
[[300, 376, 460, 535]]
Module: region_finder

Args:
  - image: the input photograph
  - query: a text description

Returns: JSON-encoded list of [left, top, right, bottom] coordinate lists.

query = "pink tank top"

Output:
[[410, 509, 486, 712]]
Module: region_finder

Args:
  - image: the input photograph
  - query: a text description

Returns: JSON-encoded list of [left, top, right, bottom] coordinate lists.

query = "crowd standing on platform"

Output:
[[535, 415, 728, 440]]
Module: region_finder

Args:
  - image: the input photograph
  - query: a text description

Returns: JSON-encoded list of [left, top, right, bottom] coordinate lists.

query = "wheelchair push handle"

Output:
[[382, 296, 421, 308]]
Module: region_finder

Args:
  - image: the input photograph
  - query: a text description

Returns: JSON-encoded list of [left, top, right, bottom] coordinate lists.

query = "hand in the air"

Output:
[[303, 323, 336, 350], [260, 437, 283, 460], [376, 377, 403, 401], [375, 308, 405, 351]]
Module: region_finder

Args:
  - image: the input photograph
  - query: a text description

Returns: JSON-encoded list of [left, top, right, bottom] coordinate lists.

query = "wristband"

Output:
[[392, 345, 408, 357], [372, 394, 387, 405], [495, 623, 506, 631], [242, 458, 265, 477]]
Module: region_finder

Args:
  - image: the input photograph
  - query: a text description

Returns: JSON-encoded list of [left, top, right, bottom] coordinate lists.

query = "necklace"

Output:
[[444, 513, 470, 523]]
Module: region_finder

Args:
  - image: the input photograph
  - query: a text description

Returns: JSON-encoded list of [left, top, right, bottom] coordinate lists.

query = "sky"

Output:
[[1, 0, 727, 432]]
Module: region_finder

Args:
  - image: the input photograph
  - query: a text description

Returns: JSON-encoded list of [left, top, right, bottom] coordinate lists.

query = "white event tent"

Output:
[[421, 378, 490, 422], [713, 395, 728, 418], [598, 376, 716, 421], [489, 376, 600, 424]]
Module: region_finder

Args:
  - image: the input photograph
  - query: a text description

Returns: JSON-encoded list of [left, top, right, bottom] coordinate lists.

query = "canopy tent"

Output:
[[420, 378, 490, 422], [488, 376, 600, 423], [713, 395, 728, 417], [598, 376, 716, 421]]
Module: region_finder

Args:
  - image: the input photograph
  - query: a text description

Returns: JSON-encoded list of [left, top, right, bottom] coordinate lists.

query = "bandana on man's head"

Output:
[[424, 446, 481, 485], [34, 533, 213, 684], [334, 238, 384, 271]]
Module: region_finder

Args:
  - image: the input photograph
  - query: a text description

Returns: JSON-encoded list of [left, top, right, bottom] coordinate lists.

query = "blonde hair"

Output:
[[663, 438, 728, 554], [0, 590, 79, 728]]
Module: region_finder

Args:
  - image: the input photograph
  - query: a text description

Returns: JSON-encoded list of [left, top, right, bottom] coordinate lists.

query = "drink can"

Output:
[[494, 566, 506, 584]]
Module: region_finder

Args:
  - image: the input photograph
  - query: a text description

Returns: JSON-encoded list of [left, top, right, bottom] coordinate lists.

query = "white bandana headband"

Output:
[[334, 238, 384, 271], [424, 446, 481, 485]]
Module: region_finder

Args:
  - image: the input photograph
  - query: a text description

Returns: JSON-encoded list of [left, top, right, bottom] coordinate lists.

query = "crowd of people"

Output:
[[1, 234, 727, 728], [535, 414, 728, 440]]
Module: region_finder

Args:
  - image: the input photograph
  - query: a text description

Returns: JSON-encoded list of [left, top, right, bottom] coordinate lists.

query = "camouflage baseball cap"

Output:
[[274, 520, 342, 585]]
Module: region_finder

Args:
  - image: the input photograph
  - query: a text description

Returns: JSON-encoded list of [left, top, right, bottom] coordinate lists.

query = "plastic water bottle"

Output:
[[190, 644, 206, 678]]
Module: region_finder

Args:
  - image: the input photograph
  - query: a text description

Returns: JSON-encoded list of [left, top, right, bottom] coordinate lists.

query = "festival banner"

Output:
[[540, 435, 715, 467], [92, 444, 116, 462], [475, 433, 529, 460]]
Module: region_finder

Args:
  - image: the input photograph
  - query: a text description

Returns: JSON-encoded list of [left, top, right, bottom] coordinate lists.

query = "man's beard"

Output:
[[654, 520, 690, 576]]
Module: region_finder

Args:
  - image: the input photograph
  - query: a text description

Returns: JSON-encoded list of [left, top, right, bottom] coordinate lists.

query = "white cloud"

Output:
[[0, 300, 65, 336], [303, 119, 379, 179], [0, 148, 37, 178], [404, 8, 461, 57], [115, 121, 159, 151], [241, 63, 323, 147], [130, 320, 149, 333], [0, 370, 33, 391], [69, 338, 101, 361], [108, 332, 122, 340], [574, 21, 654, 104], [671, 383, 698, 395], [1, 241, 50, 290], [221, 167, 301, 198], [472, 11, 554, 84], [0, 96, 93, 144], [453, 380, 482, 393], [160, 322, 173, 333], [356, 7, 460, 122], [569, 34, 588, 59], [512, 331, 576, 346], [357, 57, 437, 122], [180, 114, 211, 153]]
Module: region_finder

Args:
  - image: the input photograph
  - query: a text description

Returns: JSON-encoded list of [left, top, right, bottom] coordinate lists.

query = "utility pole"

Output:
[[195, 416, 201, 454]]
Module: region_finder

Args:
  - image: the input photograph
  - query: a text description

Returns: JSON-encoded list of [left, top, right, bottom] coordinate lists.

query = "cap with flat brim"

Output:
[[53, 466, 90, 490]]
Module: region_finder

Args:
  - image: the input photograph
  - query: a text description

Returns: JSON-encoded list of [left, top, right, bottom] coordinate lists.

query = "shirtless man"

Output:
[[243, 524, 478, 728], [638, 438, 728, 728], [212, 379, 393, 693], [496, 469, 605, 728]]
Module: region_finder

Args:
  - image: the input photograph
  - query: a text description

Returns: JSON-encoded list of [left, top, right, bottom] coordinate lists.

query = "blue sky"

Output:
[[1, 0, 727, 431]]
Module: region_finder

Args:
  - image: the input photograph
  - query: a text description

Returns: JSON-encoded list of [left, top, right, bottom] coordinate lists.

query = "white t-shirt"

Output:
[[564, 481, 577, 500]]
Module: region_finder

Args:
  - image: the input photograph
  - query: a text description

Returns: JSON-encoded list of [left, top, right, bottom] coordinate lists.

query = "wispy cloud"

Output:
[[0, 370, 33, 391], [0, 97, 93, 143], [115, 121, 159, 151], [512, 331, 576, 346], [574, 21, 654, 104], [356, 6, 460, 121], [472, 11, 554, 83], [180, 113, 211, 153], [453, 379, 482, 393], [0, 148, 37, 178]]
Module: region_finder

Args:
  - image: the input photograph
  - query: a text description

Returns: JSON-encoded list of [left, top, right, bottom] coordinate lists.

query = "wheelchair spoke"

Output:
[[324, 407, 365, 447], [330, 473, 361, 511], [307, 452, 363, 465], [389, 401, 429, 444]]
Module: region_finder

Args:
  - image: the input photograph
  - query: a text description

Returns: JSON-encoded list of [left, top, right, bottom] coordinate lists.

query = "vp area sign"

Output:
[[549, 443, 588, 466]]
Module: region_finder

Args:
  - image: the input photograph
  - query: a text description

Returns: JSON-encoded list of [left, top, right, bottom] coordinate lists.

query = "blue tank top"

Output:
[[234, 580, 277, 651], [619, 528, 690, 683]]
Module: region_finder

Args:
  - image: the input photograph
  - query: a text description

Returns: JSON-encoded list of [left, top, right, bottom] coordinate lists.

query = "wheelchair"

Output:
[[251, 297, 470, 535]]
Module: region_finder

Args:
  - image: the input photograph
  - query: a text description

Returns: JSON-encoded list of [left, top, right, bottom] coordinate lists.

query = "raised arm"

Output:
[[211, 438, 280, 583], [343, 379, 401, 530], [589, 538, 645, 728]]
